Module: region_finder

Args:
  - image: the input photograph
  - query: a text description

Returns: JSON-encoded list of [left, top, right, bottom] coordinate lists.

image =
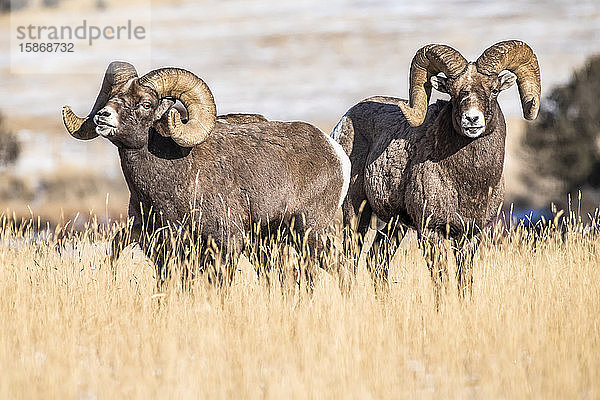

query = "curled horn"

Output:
[[62, 61, 138, 140], [476, 40, 541, 120], [399, 44, 468, 127], [138, 68, 216, 147]]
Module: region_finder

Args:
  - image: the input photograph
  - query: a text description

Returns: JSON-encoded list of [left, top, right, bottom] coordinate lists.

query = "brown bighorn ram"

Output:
[[333, 40, 540, 298], [63, 62, 350, 288]]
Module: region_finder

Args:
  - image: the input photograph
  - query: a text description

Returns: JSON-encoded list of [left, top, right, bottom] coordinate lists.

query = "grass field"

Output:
[[0, 213, 598, 399]]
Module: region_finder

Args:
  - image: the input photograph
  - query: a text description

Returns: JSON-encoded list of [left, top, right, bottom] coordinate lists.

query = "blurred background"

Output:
[[0, 0, 599, 227]]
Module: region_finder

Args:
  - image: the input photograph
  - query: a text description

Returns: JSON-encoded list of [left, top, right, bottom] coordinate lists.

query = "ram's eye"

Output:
[[491, 88, 500, 95], [141, 102, 152, 110]]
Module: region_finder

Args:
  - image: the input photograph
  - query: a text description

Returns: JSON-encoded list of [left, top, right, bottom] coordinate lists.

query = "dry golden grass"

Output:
[[0, 213, 599, 399]]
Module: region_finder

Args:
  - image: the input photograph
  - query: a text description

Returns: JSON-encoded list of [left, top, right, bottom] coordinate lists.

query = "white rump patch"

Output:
[[324, 125, 350, 208], [330, 116, 346, 142]]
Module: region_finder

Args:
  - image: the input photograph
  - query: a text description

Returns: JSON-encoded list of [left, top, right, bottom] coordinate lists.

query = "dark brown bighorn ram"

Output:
[[63, 62, 350, 289], [332, 40, 540, 300]]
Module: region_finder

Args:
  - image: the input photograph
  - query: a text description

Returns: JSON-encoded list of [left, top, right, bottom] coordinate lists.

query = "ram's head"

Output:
[[62, 62, 216, 148], [398, 40, 541, 138]]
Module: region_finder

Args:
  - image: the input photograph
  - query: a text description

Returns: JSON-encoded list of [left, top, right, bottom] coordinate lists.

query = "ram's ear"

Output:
[[498, 70, 517, 92], [152, 99, 175, 137], [154, 98, 175, 120], [152, 99, 190, 137], [430, 75, 449, 93]]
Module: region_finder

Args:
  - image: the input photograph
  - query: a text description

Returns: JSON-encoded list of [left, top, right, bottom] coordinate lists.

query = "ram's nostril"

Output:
[[467, 114, 479, 123], [97, 108, 111, 117], [462, 109, 484, 127]]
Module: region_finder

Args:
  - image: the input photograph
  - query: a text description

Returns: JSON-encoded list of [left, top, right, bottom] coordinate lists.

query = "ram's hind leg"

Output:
[[287, 215, 314, 293], [245, 223, 293, 291], [286, 213, 339, 294]]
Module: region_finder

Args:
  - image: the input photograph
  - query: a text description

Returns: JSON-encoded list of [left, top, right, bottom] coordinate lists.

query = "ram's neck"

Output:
[[118, 146, 155, 208], [430, 102, 506, 196], [118, 130, 194, 214]]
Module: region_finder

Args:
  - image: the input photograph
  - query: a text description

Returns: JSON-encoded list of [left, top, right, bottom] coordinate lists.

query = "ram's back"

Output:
[[186, 118, 346, 232]]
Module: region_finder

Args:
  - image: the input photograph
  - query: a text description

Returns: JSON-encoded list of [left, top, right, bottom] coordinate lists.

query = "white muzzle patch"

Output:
[[94, 106, 119, 137], [461, 108, 485, 138]]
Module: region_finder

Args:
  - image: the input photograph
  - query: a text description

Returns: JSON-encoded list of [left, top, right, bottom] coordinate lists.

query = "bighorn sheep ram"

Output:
[[62, 61, 350, 287], [333, 40, 540, 296]]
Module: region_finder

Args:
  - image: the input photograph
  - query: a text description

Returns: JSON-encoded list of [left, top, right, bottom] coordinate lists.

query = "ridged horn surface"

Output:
[[138, 68, 216, 147], [62, 61, 138, 140], [399, 44, 468, 127], [476, 40, 541, 120]]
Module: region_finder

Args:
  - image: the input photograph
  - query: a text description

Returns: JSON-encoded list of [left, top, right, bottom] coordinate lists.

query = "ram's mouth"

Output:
[[462, 125, 484, 138], [95, 123, 116, 137], [93, 115, 117, 137]]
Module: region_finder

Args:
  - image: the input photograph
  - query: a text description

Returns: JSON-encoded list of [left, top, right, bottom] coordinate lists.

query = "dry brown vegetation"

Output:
[[0, 212, 599, 399], [0, 169, 128, 229]]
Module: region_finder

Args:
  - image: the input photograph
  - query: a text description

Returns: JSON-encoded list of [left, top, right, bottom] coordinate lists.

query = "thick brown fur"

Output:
[[89, 78, 347, 289], [334, 91, 508, 298]]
